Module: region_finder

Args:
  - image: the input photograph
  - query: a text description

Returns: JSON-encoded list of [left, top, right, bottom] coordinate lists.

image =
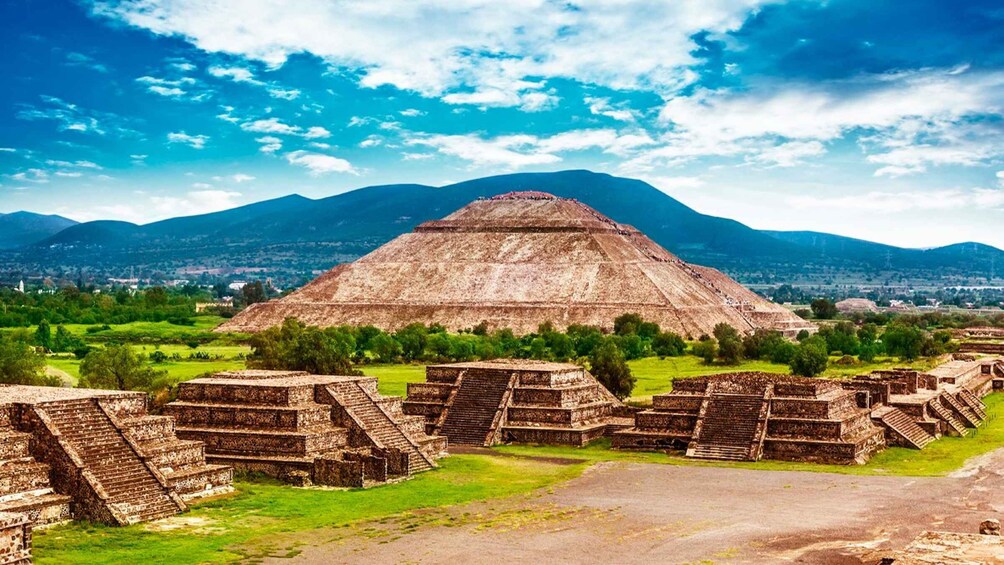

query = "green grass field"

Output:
[[33, 455, 584, 564]]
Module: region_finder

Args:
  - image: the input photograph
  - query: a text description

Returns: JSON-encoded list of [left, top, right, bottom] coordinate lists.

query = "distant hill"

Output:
[[5, 170, 1004, 286], [0, 211, 78, 249]]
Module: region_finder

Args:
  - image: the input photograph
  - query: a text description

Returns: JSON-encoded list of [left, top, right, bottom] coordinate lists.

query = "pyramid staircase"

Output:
[[939, 392, 982, 428], [34, 400, 185, 525], [0, 422, 70, 527], [872, 406, 936, 449], [440, 371, 517, 446], [323, 382, 436, 472], [928, 398, 969, 436], [957, 389, 987, 421], [687, 387, 768, 461]]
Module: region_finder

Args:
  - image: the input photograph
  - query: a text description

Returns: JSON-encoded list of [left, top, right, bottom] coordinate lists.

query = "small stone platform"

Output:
[[612, 372, 885, 464], [402, 360, 632, 447], [166, 371, 446, 487], [0, 385, 232, 526]]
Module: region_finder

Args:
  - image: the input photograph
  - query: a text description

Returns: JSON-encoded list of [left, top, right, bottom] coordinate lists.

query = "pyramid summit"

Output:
[[219, 191, 813, 337]]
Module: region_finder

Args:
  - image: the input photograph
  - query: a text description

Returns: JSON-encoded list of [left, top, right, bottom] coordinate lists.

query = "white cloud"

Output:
[[92, 0, 777, 110], [255, 136, 283, 153], [787, 188, 1004, 213], [402, 152, 433, 161], [747, 140, 826, 168], [241, 117, 300, 135], [640, 175, 705, 192], [285, 151, 356, 175], [150, 190, 242, 217], [212, 173, 256, 183], [208, 65, 262, 84], [399, 108, 424, 117], [44, 160, 101, 169], [407, 128, 650, 168], [0, 148, 15, 152], [868, 143, 994, 177], [267, 87, 300, 100], [585, 97, 637, 122], [148, 85, 186, 97], [191, 182, 213, 189], [9, 169, 49, 184], [303, 126, 331, 139], [997, 171, 1004, 188], [359, 135, 382, 148], [167, 131, 209, 149]]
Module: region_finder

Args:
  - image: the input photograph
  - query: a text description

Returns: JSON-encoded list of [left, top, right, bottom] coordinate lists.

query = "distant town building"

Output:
[[15, 280, 23, 293]]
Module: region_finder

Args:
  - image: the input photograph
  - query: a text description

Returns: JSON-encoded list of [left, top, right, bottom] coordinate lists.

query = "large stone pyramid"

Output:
[[219, 191, 812, 337]]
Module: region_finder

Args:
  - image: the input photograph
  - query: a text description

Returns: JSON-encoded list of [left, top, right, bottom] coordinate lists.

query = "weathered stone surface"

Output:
[[0, 385, 233, 526], [403, 360, 629, 448], [980, 518, 1001, 536], [167, 371, 446, 487], [0, 512, 31, 565], [613, 372, 886, 464], [219, 192, 813, 338]]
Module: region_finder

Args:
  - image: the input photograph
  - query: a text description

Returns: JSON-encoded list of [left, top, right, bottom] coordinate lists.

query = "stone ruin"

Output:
[[0, 512, 31, 565], [612, 372, 886, 464], [402, 360, 633, 447], [842, 358, 994, 448], [219, 191, 814, 338], [0, 385, 232, 527], [955, 327, 1004, 355], [165, 371, 447, 487]]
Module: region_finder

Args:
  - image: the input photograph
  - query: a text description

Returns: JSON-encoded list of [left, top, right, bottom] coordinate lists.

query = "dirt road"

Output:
[[276, 450, 1004, 564]]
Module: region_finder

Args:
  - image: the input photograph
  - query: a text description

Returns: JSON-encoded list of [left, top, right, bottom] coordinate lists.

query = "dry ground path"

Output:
[[271, 448, 1004, 564]]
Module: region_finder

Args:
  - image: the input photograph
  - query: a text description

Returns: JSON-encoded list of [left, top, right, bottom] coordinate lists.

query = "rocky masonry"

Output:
[[219, 191, 814, 338], [403, 360, 632, 447], [0, 385, 232, 526], [613, 372, 886, 464], [166, 371, 446, 487], [0, 512, 31, 565]]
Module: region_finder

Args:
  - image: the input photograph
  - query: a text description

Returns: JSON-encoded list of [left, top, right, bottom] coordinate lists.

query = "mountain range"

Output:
[[2, 170, 1001, 286]]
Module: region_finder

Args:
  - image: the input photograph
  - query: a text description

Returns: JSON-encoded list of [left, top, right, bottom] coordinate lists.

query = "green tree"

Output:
[[882, 324, 925, 360], [790, 336, 829, 377], [394, 323, 429, 361], [247, 318, 360, 376], [589, 338, 635, 400], [34, 320, 52, 351], [651, 331, 686, 357], [810, 298, 838, 320], [0, 336, 50, 385], [712, 323, 743, 365], [613, 313, 644, 336], [241, 281, 267, 305], [79, 345, 165, 391], [369, 333, 402, 363], [692, 338, 718, 365]]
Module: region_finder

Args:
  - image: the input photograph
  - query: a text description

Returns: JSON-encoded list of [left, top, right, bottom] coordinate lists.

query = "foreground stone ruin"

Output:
[[613, 372, 885, 463], [166, 371, 446, 487], [0, 385, 232, 527], [403, 360, 632, 447], [219, 191, 813, 338]]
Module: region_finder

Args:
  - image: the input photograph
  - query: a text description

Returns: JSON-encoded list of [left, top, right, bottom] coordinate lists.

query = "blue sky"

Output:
[[2, 0, 1003, 248]]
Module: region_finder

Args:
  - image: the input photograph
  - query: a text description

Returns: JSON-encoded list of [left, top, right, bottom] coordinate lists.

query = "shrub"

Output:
[[589, 338, 635, 400], [692, 338, 718, 365], [790, 336, 829, 377]]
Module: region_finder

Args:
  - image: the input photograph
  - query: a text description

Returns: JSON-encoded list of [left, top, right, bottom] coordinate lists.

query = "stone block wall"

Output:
[[0, 513, 31, 565]]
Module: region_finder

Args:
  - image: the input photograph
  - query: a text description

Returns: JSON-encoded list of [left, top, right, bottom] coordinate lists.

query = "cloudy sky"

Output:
[[2, 0, 1003, 248]]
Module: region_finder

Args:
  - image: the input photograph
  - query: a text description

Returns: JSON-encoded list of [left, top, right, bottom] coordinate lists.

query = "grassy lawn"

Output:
[[497, 392, 1004, 478], [47, 343, 251, 386], [359, 363, 427, 397], [33, 455, 584, 565]]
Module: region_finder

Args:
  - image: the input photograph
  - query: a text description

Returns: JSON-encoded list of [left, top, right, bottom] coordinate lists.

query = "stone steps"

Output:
[[928, 399, 969, 436], [688, 394, 764, 462], [957, 389, 987, 420], [324, 382, 435, 472], [35, 400, 183, 525], [874, 406, 936, 449], [940, 393, 982, 428], [440, 371, 514, 447]]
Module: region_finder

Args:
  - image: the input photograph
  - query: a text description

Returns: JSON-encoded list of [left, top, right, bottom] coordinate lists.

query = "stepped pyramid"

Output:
[[403, 360, 633, 447], [166, 371, 446, 487], [219, 191, 813, 338], [613, 373, 886, 464], [0, 385, 232, 526]]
